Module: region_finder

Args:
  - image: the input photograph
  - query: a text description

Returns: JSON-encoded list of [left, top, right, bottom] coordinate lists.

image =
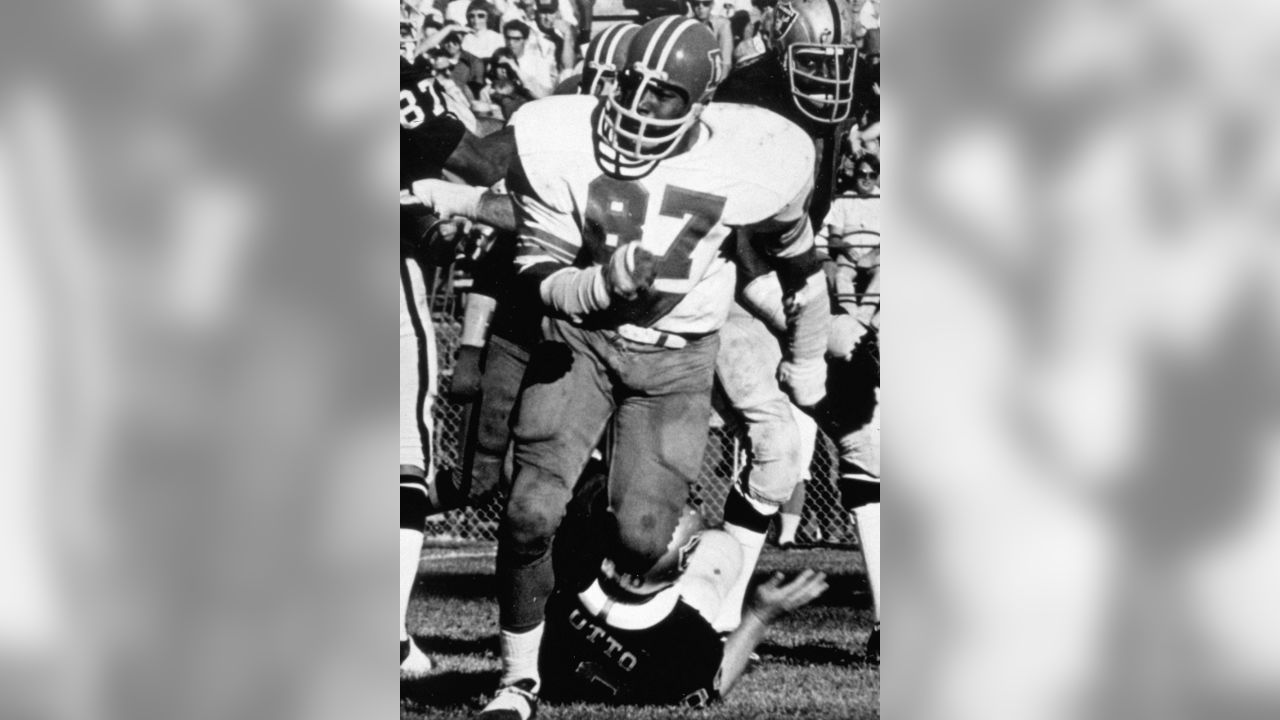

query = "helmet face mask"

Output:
[[595, 16, 721, 172], [599, 67, 697, 163], [771, 0, 858, 124], [785, 42, 857, 123]]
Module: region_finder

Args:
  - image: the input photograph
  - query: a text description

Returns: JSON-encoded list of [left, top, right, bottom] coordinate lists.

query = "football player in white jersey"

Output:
[[468, 16, 830, 720]]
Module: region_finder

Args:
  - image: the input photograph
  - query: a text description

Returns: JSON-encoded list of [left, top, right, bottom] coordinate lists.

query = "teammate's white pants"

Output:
[[400, 255, 438, 475], [714, 303, 803, 505]]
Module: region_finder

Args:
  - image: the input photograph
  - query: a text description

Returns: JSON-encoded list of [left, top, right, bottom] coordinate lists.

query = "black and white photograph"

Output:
[[399, 0, 882, 717]]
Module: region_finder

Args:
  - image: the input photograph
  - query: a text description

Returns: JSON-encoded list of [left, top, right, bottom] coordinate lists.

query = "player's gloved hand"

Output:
[[447, 345, 484, 401], [827, 315, 868, 361], [748, 569, 829, 625], [604, 241, 657, 301], [410, 178, 484, 220], [778, 357, 828, 409]]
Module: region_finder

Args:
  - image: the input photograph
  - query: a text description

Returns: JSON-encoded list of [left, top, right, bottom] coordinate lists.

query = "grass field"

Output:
[[402, 542, 879, 720]]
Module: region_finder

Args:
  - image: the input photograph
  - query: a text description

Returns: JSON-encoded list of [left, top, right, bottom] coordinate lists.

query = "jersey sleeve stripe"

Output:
[[519, 226, 579, 264]]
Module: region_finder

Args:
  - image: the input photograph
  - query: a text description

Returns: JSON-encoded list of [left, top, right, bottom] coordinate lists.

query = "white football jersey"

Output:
[[508, 95, 815, 335]]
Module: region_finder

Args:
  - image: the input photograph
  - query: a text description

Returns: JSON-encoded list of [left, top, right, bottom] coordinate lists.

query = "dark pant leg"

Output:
[[607, 334, 719, 575], [463, 334, 531, 503], [498, 321, 616, 630]]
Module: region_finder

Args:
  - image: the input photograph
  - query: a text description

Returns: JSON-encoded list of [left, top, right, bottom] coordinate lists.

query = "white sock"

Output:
[[778, 513, 801, 544], [399, 528, 425, 642], [500, 623, 545, 691], [713, 521, 769, 633], [852, 503, 881, 620]]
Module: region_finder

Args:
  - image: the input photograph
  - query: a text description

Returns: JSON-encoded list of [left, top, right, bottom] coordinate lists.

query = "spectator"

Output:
[[439, 27, 486, 97], [532, 0, 576, 73], [502, 19, 556, 98], [688, 0, 735, 79], [447, 0, 509, 26], [730, 9, 765, 68], [853, 55, 880, 158], [424, 45, 480, 133], [856, 0, 880, 55], [460, 1, 505, 59], [474, 47, 536, 123], [503, 0, 578, 35]]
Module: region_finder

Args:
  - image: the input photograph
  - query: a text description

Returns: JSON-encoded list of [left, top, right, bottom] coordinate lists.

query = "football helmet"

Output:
[[770, 0, 858, 124], [580, 23, 641, 97], [600, 506, 707, 597], [597, 16, 723, 169]]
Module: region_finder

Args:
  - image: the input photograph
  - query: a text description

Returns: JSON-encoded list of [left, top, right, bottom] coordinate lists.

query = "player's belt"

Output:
[[616, 324, 688, 349]]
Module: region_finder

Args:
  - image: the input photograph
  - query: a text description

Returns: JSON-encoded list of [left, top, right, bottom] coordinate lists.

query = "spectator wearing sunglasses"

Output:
[[461, 1, 506, 59], [688, 0, 735, 79]]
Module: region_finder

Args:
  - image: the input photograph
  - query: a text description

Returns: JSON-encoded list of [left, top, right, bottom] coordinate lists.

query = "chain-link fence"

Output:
[[421, 267, 856, 546]]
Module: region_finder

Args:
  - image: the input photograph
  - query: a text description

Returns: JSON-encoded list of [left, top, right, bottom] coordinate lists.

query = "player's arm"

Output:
[[737, 180, 832, 409], [442, 125, 517, 188], [410, 178, 517, 232], [716, 570, 829, 698], [506, 153, 656, 321]]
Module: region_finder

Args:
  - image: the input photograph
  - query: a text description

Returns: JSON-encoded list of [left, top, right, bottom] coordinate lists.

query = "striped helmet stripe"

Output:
[[654, 20, 697, 74], [591, 24, 625, 64], [639, 15, 686, 69], [826, 0, 842, 43]]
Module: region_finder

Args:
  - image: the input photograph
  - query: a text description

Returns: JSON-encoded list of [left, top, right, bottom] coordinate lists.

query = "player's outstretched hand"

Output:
[[410, 178, 483, 219], [604, 241, 658, 301], [749, 569, 829, 625]]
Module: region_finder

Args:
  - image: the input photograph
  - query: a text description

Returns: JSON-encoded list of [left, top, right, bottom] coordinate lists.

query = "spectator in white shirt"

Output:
[[531, 0, 576, 73], [501, 19, 556, 98], [462, 1, 506, 59], [688, 0, 735, 79]]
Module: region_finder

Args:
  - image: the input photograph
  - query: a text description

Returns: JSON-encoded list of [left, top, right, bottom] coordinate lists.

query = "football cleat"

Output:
[[400, 637, 435, 680], [475, 678, 539, 720]]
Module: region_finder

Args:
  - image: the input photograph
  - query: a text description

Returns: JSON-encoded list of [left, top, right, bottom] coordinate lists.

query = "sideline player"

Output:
[[399, 19, 519, 679], [473, 16, 830, 720]]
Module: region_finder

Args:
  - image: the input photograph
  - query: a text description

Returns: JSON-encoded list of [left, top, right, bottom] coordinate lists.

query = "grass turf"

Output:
[[402, 543, 878, 720]]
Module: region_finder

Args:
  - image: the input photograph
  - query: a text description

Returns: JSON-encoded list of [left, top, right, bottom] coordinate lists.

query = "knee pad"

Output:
[[741, 412, 803, 505], [400, 474, 429, 531], [840, 477, 881, 511]]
